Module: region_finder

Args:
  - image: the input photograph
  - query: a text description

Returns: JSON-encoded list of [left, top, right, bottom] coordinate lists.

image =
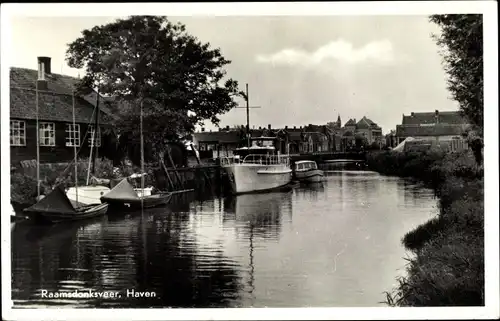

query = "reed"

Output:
[[367, 149, 485, 306]]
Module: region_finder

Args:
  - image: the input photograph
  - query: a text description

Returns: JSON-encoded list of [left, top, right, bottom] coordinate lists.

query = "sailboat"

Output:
[[24, 71, 109, 224], [66, 86, 111, 206], [100, 97, 171, 210], [24, 186, 109, 224]]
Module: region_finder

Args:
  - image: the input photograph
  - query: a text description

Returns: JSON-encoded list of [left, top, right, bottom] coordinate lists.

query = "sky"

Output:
[[8, 15, 458, 134]]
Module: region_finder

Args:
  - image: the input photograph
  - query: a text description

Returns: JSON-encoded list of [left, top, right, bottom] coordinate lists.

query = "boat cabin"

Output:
[[294, 160, 318, 172], [221, 136, 289, 166], [233, 137, 278, 158]]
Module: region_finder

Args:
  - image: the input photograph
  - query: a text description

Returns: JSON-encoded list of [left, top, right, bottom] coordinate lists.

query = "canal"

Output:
[[11, 168, 438, 308]]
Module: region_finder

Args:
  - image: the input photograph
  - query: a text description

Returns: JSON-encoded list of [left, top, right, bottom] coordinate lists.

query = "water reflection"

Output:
[[224, 192, 292, 241], [12, 172, 438, 308]]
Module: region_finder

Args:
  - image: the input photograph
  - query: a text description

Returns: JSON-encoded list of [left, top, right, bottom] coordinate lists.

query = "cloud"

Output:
[[256, 39, 397, 66]]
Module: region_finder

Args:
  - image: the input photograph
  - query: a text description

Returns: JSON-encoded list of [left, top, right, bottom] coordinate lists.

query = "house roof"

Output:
[[356, 116, 382, 130], [303, 131, 328, 141], [287, 131, 303, 141], [344, 119, 356, 126], [402, 111, 467, 125], [10, 87, 113, 125], [193, 131, 241, 143], [396, 124, 465, 137], [10, 67, 113, 124]]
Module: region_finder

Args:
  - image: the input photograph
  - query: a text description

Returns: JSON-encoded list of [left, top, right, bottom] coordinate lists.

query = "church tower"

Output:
[[336, 114, 342, 128]]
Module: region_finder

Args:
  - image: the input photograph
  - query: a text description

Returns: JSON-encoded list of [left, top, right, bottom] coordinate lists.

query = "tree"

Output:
[[66, 16, 242, 164], [430, 14, 483, 129], [430, 14, 484, 164], [355, 134, 369, 150]]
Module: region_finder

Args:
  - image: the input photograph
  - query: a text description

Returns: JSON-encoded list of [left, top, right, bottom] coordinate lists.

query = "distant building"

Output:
[[339, 116, 383, 150], [9, 57, 116, 165], [395, 110, 470, 151], [385, 130, 398, 148]]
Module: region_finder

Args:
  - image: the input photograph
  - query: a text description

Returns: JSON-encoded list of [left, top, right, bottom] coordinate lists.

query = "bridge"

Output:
[[289, 151, 366, 164]]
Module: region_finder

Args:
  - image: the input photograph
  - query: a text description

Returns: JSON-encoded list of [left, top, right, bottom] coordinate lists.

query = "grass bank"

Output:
[[366, 150, 484, 306]]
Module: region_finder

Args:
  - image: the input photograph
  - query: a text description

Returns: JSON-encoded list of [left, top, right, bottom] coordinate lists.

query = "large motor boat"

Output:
[[220, 137, 293, 194]]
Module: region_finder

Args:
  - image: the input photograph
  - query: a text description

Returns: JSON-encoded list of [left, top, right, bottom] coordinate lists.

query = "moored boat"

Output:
[[100, 178, 171, 210], [23, 185, 109, 224], [293, 160, 324, 183], [221, 137, 292, 194], [66, 185, 111, 206]]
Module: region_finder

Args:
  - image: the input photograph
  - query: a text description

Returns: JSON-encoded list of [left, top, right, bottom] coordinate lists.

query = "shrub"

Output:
[[371, 149, 485, 306]]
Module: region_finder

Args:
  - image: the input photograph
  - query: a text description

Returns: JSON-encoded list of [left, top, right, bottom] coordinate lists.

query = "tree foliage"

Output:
[[66, 16, 242, 162], [430, 14, 483, 131]]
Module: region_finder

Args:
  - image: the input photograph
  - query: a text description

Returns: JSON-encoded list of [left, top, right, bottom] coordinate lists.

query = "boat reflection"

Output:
[[223, 191, 293, 241]]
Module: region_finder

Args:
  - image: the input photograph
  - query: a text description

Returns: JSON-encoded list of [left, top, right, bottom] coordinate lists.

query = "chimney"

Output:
[[38, 56, 51, 75], [268, 124, 271, 130], [293, 126, 296, 129], [259, 126, 262, 130], [435, 110, 439, 124], [36, 57, 49, 91], [411, 112, 414, 116], [201, 127, 205, 132], [353, 119, 356, 123], [285, 126, 288, 130], [226, 125, 230, 131]]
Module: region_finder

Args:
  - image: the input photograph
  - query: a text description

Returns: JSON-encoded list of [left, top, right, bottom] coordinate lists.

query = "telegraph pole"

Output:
[[235, 83, 261, 147]]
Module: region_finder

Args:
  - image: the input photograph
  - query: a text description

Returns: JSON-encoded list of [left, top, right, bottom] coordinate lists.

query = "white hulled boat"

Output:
[[293, 160, 324, 183], [221, 137, 292, 194]]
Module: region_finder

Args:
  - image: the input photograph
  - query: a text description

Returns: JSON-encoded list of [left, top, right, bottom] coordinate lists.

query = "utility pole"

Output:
[[235, 83, 261, 147]]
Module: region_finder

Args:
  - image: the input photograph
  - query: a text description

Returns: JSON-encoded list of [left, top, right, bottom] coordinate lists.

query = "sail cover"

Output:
[[25, 185, 76, 214], [101, 178, 139, 201]]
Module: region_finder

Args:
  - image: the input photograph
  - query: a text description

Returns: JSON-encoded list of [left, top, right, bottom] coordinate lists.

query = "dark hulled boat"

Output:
[[100, 178, 171, 210], [24, 185, 109, 224]]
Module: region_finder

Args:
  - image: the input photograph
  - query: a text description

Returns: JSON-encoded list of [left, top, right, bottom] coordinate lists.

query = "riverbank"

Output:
[[366, 150, 484, 306], [10, 158, 224, 211]]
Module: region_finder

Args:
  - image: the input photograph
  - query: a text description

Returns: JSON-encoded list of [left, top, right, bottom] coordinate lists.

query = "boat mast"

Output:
[[235, 84, 261, 148], [140, 98, 145, 208], [35, 62, 43, 199], [92, 88, 100, 176], [245, 83, 250, 148], [72, 88, 78, 204]]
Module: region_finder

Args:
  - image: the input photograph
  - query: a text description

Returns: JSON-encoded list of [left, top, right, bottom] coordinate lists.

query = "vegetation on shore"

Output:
[[367, 149, 484, 306], [10, 158, 156, 208]]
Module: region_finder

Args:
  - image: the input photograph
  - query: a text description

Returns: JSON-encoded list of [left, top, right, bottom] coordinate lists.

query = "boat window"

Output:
[[312, 163, 317, 169]]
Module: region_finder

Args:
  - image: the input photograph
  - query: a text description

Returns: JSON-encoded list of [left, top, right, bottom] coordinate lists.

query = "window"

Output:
[[39, 122, 55, 146], [88, 125, 101, 147], [65, 123, 80, 147], [10, 120, 26, 146]]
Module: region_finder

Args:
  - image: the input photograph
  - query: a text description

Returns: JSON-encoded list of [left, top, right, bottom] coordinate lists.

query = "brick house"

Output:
[[339, 116, 383, 150], [395, 110, 470, 151], [9, 57, 116, 165]]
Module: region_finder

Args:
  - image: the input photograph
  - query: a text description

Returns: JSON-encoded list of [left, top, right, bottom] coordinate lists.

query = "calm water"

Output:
[[11, 170, 438, 308]]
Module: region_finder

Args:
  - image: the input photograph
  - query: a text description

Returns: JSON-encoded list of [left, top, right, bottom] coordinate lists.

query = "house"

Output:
[[192, 127, 243, 159], [339, 116, 383, 151], [355, 116, 383, 145], [395, 110, 470, 151], [9, 57, 116, 165], [300, 132, 329, 153]]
